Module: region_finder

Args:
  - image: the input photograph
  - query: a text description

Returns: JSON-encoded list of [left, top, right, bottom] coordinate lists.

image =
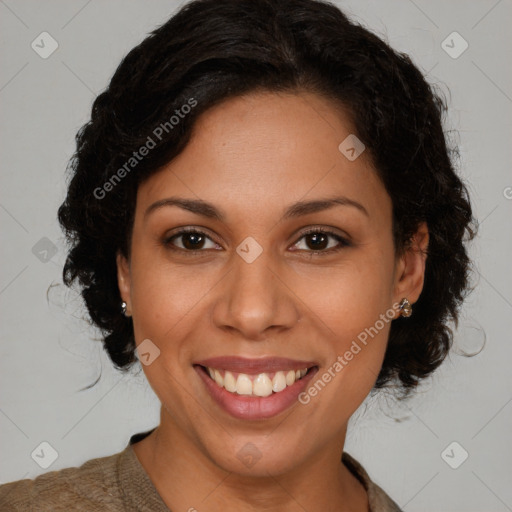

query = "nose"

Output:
[[212, 247, 300, 341]]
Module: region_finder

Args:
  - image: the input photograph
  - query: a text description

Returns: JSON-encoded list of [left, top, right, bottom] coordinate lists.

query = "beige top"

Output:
[[0, 430, 402, 511]]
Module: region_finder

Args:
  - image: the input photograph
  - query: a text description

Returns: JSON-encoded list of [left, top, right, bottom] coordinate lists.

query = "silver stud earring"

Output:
[[399, 298, 412, 317], [121, 301, 128, 317]]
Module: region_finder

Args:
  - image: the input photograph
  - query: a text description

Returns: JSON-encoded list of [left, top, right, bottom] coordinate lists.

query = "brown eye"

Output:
[[179, 232, 206, 250], [304, 232, 329, 251], [291, 229, 351, 255], [164, 229, 219, 252]]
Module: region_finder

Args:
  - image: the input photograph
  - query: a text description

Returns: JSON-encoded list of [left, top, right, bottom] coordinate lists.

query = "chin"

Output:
[[204, 435, 310, 477]]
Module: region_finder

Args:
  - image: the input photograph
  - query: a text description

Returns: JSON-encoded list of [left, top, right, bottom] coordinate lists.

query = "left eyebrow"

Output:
[[281, 196, 369, 220]]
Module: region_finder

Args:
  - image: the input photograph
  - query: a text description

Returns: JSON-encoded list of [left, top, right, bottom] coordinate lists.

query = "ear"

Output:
[[116, 251, 132, 313], [393, 222, 429, 310]]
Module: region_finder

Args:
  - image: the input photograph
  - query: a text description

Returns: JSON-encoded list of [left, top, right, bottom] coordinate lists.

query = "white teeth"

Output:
[[223, 371, 237, 393], [253, 373, 273, 397], [236, 374, 253, 395], [285, 370, 296, 386], [272, 371, 287, 392], [206, 366, 310, 396], [214, 369, 224, 387]]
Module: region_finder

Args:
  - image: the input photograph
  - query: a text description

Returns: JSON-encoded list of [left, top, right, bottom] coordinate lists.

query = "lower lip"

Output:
[[194, 365, 318, 420]]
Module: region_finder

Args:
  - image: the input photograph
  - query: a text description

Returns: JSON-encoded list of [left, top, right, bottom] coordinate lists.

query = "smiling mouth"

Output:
[[197, 365, 316, 397]]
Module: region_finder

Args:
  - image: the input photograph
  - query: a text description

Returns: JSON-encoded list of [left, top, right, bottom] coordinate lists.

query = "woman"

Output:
[[0, 0, 474, 510]]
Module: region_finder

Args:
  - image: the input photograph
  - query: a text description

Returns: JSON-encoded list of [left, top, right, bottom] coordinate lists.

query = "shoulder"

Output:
[[0, 448, 127, 512], [342, 452, 403, 512]]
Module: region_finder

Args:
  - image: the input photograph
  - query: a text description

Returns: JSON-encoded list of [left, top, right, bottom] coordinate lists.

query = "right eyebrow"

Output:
[[144, 197, 225, 221]]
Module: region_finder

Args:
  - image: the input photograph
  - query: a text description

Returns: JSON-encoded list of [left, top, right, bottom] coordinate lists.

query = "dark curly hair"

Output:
[[57, 0, 475, 394]]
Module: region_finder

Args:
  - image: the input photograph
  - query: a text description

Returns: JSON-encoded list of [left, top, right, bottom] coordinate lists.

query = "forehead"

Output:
[[137, 91, 390, 224]]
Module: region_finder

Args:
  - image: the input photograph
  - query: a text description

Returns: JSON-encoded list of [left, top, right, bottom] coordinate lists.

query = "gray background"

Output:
[[1, 1, 511, 510]]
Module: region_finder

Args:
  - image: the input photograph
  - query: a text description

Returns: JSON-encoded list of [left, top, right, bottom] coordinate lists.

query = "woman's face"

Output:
[[118, 91, 427, 476]]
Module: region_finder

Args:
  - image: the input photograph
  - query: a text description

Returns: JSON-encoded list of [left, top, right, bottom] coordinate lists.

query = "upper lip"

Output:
[[194, 356, 317, 374]]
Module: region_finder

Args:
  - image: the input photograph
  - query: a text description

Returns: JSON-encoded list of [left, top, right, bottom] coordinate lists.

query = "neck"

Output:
[[132, 408, 368, 512]]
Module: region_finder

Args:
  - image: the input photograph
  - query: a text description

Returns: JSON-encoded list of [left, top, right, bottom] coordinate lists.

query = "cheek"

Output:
[[129, 251, 211, 339], [127, 254, 211, 418], [295, 247, 395, 340], [294, 249, 395, 410], [298, 291, 392, 430]]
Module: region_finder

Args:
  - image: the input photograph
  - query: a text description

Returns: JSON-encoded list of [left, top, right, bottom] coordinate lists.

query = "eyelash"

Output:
[[163, 226, 351, 257]]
